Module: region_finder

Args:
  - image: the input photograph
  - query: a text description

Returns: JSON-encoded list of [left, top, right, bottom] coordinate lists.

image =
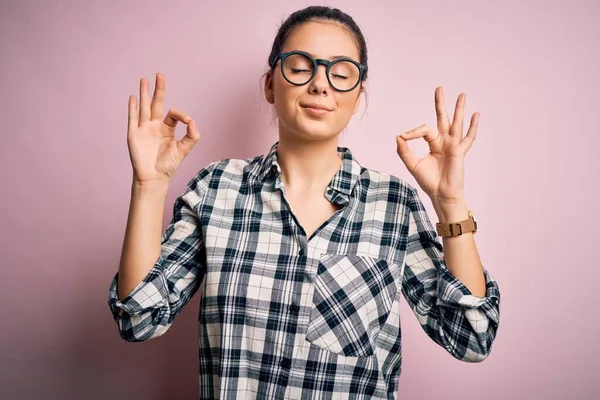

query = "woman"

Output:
[[108, 6, 500, 399]]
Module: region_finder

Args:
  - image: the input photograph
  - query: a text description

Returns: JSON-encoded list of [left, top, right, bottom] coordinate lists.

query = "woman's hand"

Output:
[[127, 73, 200, 185], [396, 87, 479, 205]]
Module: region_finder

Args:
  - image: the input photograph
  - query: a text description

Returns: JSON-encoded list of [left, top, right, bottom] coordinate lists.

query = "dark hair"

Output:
[[267, 6, 369, 81]]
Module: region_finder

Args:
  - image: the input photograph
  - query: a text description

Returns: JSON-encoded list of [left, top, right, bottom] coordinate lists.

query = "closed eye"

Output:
[[331, 74, 349, 80]]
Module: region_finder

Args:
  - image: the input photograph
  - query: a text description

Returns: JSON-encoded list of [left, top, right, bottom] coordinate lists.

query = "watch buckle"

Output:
[[448, 223, 462, 236]]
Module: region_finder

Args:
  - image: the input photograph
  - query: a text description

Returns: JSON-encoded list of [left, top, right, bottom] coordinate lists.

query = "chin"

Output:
[[277, 113, 341, 142], [293, 120, 339, 142]]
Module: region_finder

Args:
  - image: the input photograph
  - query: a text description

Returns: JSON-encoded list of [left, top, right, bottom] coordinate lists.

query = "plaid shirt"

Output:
[[108, 142, 500, 399]]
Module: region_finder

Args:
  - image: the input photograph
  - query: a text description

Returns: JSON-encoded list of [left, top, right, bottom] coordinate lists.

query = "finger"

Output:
[[396, 135, 421, 173], [401, 124, 439, 143], [150, 72, 165, 121], [128, 95, 138, 134], [163, 108, 192, 129], [450, 93, 466, 137], [179, 119, 201, 154], [435, 87, 450, 135], [139, 78, 151, 126], [460, 112, 479, 152]]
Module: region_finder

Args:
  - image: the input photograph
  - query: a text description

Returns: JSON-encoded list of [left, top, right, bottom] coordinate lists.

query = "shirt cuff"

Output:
[[435, 264, 500, 325], [107, 257, 168, 318]]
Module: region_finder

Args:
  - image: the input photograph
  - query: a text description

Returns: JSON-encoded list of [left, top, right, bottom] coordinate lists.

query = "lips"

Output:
[[300, 103, 333, 111]]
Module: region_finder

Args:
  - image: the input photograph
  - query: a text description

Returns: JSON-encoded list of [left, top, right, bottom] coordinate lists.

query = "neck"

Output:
[[276, 134, 342, 192]]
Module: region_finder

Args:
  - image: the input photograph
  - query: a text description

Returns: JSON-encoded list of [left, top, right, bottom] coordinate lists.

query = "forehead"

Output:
[[281, 20, 360, 61]]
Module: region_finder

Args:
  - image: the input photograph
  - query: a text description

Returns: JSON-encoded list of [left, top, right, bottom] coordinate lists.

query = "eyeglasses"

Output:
[[270, 50, 367, 92]]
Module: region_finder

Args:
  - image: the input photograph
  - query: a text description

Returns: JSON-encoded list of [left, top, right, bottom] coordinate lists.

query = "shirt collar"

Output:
[[256, 141, 362, 205]]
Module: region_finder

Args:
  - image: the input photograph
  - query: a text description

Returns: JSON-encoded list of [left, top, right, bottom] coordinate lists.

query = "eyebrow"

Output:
[[293, 50, 353, 61]]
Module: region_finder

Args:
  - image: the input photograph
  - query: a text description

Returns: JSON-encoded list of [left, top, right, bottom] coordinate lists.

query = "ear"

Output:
[[264, 71, 275, 104]]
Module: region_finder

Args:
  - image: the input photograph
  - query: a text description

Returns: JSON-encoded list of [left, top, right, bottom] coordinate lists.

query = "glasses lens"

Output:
[[281, 54, 361, 91], [329, 60, 360, 91], [282, 54, 314, 85]]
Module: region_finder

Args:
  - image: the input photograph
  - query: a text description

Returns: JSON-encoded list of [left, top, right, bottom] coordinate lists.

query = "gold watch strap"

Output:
[[435, 210, 477, 237]]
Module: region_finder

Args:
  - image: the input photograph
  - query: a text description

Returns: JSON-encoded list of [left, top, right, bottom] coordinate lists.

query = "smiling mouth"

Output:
[[302, 106, 330, 116], [301, 104, 332, 111]]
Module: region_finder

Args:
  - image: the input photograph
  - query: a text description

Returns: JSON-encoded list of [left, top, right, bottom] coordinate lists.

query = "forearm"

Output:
[[117, 180, 170, 300], [432, 198, 486, 297]]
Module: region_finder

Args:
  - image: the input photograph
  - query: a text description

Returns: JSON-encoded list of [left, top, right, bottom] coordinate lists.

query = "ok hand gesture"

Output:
[[127, 73, 200, 185], [396, 87, 479, 204]]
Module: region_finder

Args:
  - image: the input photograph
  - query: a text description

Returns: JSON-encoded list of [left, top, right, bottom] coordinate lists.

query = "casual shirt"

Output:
[[108, 142, 501, 399]]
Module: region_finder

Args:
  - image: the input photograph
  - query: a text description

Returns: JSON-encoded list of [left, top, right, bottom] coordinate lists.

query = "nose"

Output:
[[308, 64, 330, 94]]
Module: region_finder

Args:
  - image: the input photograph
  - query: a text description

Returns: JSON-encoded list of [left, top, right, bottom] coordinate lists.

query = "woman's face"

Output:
[[265, 21, 363, 143]]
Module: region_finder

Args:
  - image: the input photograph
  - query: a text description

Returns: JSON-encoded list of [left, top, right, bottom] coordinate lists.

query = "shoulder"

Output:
[[356, 165, 419, 205], [175, 156, 262, 210], [186, 155, 264, 191]]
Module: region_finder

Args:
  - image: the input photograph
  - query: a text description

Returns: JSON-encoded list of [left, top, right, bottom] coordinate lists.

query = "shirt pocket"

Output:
[[305, 254, 398, 357]]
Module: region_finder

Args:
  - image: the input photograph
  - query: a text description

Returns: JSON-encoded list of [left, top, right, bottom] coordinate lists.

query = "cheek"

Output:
[[274, 84, 301, 114], [336, 94, 359, 117]]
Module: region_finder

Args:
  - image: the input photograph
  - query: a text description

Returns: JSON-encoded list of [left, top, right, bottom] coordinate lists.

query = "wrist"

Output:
[[432, 198, 469, 223], [131, 179, 170, 197]]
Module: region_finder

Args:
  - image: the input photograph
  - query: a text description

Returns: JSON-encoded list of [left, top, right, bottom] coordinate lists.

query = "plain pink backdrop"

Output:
[[1, 0, 599, 399]]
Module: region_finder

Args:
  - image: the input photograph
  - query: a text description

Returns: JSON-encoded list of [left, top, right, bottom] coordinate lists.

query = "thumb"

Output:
[[179, 120, 201, 156], [396, 135, 419, 172]]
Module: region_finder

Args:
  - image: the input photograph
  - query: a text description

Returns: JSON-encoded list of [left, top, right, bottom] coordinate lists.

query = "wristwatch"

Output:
[[435, 210, 478, 237]]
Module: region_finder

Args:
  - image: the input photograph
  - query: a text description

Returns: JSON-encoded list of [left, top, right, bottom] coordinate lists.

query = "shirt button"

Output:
[[280, 358, 292, 369], [298, 248, 305, 256], [289, 303, 299, 313]]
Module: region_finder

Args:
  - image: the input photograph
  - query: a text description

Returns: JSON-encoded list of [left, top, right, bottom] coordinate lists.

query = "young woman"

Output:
[[108, 6, 500, 399]]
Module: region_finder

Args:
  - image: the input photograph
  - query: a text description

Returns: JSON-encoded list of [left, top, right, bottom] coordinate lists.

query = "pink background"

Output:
[[1, 0, 598, 399]]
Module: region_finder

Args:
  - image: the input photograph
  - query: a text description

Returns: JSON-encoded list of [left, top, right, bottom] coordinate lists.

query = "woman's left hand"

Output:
[[396, 87, 479, 205]]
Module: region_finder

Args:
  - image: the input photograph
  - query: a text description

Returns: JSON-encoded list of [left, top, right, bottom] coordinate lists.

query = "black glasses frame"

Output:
[[270, 50, 368, 92]]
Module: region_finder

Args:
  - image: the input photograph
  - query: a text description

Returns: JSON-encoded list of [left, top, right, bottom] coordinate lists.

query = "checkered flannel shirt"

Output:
[[108, 141, 501, 399]]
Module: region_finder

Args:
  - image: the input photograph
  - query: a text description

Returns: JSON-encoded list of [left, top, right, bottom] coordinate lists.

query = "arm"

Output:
[[108, 172, 209, 342], [110, 72, 205, 341], [117, 180, 170, 300], [395, 87, 501, 361], [432, 198, 486, 297], [401, 187, 500, 362]]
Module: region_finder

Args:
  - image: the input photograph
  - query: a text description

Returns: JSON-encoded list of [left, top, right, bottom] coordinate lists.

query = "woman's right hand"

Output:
[[127, 73, 200, 185]]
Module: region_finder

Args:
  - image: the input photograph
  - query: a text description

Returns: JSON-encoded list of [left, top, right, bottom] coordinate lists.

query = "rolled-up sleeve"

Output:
[[108, 168, 212, 342], [400, 188, 501, 362]]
